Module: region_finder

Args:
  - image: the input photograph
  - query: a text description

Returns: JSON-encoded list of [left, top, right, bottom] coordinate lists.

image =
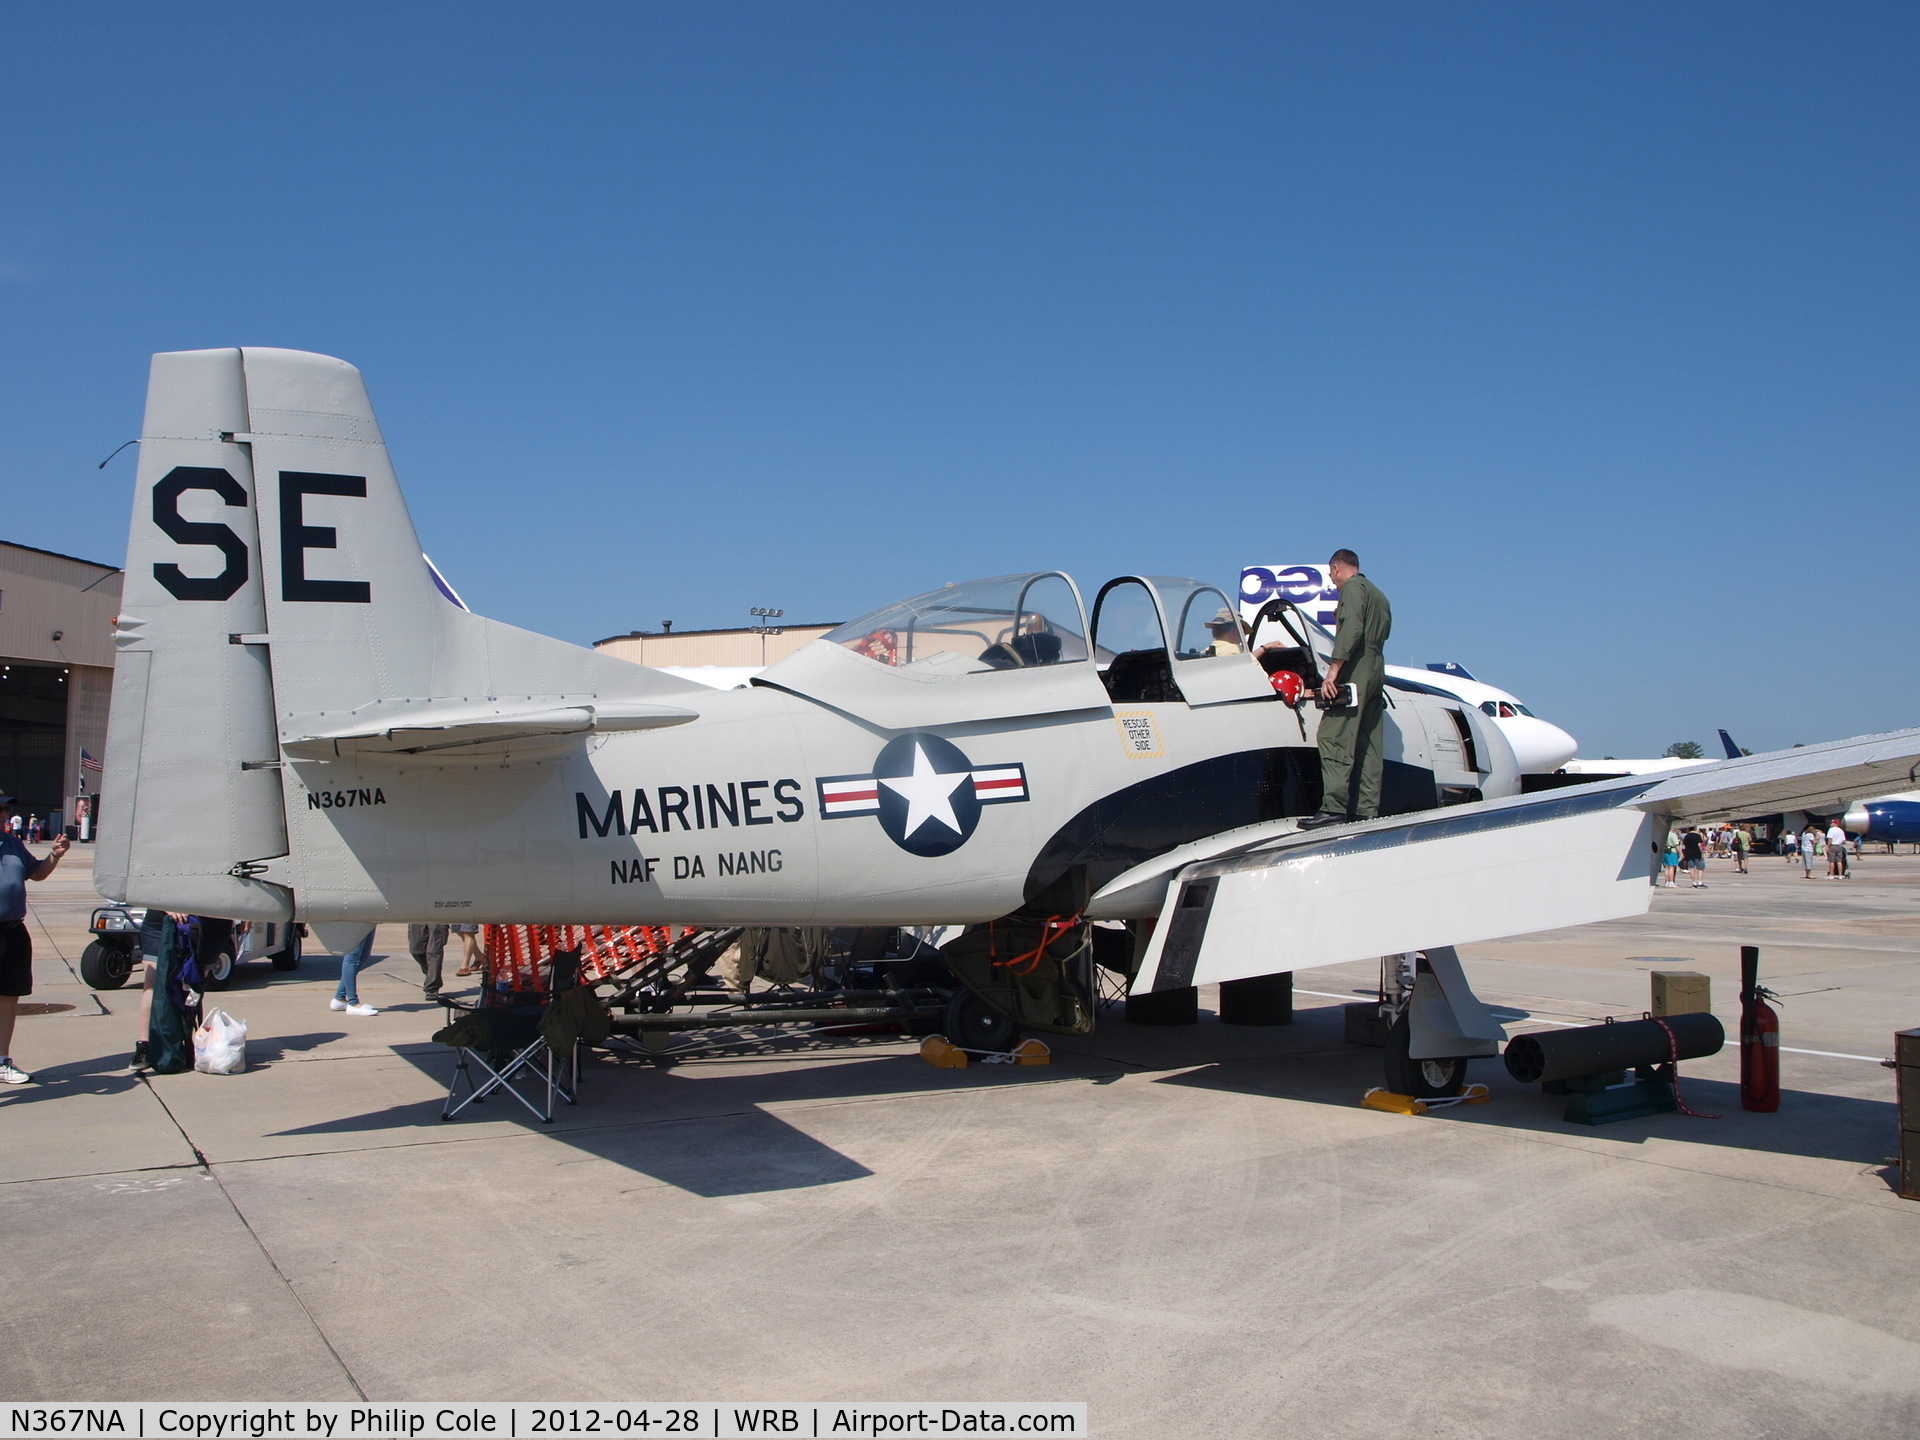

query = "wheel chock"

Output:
[[921, 1035, 1049, 1069], [920, 1035, 969, 1069], [1362, 1083, 1491, 1115], [1362, 1087, 1428, 1115]]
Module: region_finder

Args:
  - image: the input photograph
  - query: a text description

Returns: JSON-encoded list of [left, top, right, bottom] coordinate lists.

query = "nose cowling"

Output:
[[1843, 804, 1872, 835], [1498, 715, 1580, 775]]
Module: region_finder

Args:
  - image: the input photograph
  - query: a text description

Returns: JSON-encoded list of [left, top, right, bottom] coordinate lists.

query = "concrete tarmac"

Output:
[[2, 847, 1917, 1437]]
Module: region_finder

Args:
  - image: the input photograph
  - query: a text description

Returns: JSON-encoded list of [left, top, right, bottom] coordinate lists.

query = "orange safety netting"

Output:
[[481, 923, 694, 996]]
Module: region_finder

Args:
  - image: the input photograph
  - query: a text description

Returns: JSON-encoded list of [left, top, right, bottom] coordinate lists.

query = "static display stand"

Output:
[[1126, 985, 1198, 1025], [1219, 971, 1293, 1025]]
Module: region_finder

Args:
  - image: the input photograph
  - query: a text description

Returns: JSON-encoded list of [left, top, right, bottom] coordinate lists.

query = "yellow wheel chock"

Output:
[[1362, 1083, 1491, 1116], [919, 1035, 1052, 1069]]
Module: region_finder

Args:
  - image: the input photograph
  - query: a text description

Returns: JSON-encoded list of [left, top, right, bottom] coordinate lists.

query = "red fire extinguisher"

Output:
[[1740, 944, 1780, 1112]]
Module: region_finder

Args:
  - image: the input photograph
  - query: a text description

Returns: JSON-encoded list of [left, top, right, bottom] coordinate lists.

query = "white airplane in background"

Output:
[[1383, 663, 1578, 777], [98, 347, 1920, 1099], [1238, 566, 1580, 777], [1561, 730, 1747, 778]]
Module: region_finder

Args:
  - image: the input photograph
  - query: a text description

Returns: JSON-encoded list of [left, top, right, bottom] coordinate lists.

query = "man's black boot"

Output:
[[1297, 811, 1353, 831]]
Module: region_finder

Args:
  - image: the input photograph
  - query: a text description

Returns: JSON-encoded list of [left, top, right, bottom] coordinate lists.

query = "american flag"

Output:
[[80, 749, 103, 774]]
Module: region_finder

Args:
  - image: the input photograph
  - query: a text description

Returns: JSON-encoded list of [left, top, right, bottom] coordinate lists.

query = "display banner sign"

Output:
[[1239, 564, 1338, 630], [0, 1404, 1087, 1440]]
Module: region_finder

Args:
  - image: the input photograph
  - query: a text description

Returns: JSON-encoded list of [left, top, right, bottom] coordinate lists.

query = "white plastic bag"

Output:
[[192, 1008, 248, 1074]]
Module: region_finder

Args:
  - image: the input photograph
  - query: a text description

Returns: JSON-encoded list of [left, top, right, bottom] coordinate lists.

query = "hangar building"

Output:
[[0, 541, 122, 833]]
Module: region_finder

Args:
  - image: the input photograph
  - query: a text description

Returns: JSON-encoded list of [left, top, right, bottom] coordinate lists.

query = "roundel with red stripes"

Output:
[[816, 733, 1030, 857]]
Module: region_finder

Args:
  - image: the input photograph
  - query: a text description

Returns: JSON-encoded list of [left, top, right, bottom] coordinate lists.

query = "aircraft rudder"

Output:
[[101, 348, 291, 918]]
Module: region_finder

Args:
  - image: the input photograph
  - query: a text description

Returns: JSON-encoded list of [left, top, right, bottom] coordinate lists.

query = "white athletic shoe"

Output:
[[329, 998, 348, 1011], [344, 1003, 379, 1017], [0, 1059, 32, 1085]]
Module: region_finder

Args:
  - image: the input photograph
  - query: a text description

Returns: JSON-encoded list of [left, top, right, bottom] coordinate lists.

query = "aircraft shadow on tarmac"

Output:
[[261, 1035, 1105, 1198], [15, 996, 1892, 1192], [272, 996, 1898, 1186]]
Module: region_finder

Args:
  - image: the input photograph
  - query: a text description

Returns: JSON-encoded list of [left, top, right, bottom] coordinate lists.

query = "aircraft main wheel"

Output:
[[80, 940, 134, 990], [944, 989, 1017, 1054], [269, 931, 301, 971], [200, 944, 235, 991], [1384, 1013, 1467, 1098], [193, 919, 234, 991]]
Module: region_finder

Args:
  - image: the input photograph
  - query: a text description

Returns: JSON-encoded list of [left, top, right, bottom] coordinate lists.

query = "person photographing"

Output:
[[0, 791, 71, 1084], [1298, 550, 1392, 829]]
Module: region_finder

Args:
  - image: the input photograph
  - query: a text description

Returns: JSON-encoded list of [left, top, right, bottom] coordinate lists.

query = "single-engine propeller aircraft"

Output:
[[98, 349, 1920, 1096]]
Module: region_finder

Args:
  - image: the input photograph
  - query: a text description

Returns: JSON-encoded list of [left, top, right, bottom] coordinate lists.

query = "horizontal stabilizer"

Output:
[[282, 699, 699, 760]]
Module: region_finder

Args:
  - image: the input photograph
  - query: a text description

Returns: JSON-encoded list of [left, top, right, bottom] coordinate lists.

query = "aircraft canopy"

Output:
[[822, 573, 1092, 672]]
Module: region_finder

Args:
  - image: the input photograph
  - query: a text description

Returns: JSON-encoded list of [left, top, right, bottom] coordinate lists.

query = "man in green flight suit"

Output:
[[1301, 548, 1391, 829]]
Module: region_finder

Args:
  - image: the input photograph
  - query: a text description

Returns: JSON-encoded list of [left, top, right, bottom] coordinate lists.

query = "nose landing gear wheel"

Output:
[[1384, 1013, 1468, 1098], [269, 931, 302, 971], [199, 946, 235, 991], [944, 989, 1017, 1054]]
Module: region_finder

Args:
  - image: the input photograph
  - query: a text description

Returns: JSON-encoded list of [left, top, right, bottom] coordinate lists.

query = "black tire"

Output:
[[944, 988, 1017, 1054], [1384, 1013, 1468, 1099], [196, 919, 235, 991], [268, 927, 301, 971], [80, 939, 134, 990]]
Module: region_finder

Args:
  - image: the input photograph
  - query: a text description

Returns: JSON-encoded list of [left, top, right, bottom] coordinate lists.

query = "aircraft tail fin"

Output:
[[102, 347, 697, 920], [1718, 729, 1744, 759], [99, 349, 291, 917]]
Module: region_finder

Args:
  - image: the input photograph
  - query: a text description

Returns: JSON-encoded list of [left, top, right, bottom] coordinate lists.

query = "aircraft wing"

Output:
[[1130, 727, 1920, 995], [1630, 728, 1920, 821]]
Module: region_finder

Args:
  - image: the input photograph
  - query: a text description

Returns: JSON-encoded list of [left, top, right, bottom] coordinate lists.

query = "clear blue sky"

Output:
[[3, 3, 1914, 758]]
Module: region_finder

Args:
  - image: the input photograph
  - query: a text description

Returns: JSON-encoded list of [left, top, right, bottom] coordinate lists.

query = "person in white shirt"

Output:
[[1781, 828, 1798, 862], [1827, 822, 1849, 878]]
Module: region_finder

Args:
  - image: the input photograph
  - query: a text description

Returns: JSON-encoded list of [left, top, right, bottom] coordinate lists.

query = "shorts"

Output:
[[1662, 852, 1679, 867], [0, 920, 32, 998], [1685, 857, 1705, 871], [450, 924, 480, 935]]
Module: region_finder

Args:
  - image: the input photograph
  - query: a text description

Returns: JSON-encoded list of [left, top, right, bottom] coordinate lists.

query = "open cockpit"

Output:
[[804, 572, 1275, 709], [754, 570, 1520, 820]]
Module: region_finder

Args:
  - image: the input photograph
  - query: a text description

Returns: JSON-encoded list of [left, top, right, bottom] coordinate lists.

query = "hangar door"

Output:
[[0, 662, 70, 814]]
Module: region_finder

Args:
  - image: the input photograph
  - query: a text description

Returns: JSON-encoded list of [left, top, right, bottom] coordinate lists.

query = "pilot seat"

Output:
[[1102, 649, 1182, 703]]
